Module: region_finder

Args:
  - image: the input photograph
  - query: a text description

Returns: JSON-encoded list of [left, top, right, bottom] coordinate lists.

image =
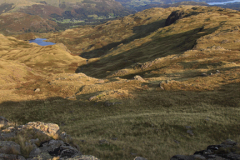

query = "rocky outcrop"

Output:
[[170, 139, 240, 160], [0, 116, 99, 160], [133, 75, 146, 82], [165, 10, 185, 26], [165, 8, 202, 26], [0, 116, 8, 128]]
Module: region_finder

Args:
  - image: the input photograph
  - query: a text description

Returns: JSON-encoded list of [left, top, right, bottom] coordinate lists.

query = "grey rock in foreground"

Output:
[[0, 116, 99, 160], [170, 139, 240, 160], [0, 116, 8, 128], [0, 141, 21, 154]]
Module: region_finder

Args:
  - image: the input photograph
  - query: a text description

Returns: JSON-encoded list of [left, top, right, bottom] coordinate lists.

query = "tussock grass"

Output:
[[1, 81, 240, 159], [5, 129, 47, 157]]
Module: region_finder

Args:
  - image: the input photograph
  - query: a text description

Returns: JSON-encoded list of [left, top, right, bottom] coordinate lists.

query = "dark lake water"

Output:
[[29, 38, 55, 46], [208, 0, 240, 5]]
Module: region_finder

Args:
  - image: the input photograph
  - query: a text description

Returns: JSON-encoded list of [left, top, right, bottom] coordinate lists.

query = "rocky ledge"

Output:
[[1, 116, 240, 160], [170, 139, 240, 160], [0, 116, 99, 160]]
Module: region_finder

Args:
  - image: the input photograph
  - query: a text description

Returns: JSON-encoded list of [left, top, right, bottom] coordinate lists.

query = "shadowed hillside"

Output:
[[0, 5, 240, 160]]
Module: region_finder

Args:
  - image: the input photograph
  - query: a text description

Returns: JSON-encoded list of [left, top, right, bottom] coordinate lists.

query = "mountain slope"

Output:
[[0, 0, 132, 20], [44, 6, 240, 88], [134, 1, 209, 12], [0, 5, 240, 160], [0, 34, 86, 101], [0, 12, 57, 35]]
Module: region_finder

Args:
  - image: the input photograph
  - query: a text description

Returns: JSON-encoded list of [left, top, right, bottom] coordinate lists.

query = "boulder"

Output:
[[0, 117, 100, 160], [0, 153, 26, 160], [159, 81, 165, 90], [134, 75, 146, 82], [67, 155, 99, 160], [34, 88, 40, 92], [22, 121, 60, 137], [170, 139, 240, 160], [201, 73, 208, 76], [165, 10, 185, 26], [37, 140, 80, 158], [0, 131, 16, 140], [0, 116, 8, 128], [28, 150, 52, 160], [0, 141, 21, 155], [165, 9, 202, 26], [170, 155, 195, 160]]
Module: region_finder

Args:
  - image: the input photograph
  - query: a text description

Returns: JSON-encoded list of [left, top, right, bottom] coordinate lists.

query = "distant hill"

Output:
[[215, 2, 240, 10], [134, 1, 209, 11], [0, 12, 57, 35], [0, 0, 132, 20], [0, 0, 133, 34], [0, 3, 14, 14], [115, 0, 232, 9], [18, 4, 64, 19]]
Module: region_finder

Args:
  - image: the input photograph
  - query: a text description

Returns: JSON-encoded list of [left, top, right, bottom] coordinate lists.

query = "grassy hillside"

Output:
[[0, 0, 133, 33], [215, 2, 240, 10], [0, 0, 132, 22], [134, 1, 209, 12], [0, 12, 57, 35], [0, 5, 240, 160], [18, 4, 64, 19]]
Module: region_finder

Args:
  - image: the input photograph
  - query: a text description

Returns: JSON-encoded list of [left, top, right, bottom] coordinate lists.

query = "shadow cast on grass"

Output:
[[0, 82, 239, 160], [80, 19, 166, 59], [1, 80, 239, 127], [76, 26, 219, 79], [0, 96, 119, 126]]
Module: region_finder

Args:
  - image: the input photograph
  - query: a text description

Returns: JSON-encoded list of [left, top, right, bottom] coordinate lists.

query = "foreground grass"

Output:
[[1, 82, 240, 160]]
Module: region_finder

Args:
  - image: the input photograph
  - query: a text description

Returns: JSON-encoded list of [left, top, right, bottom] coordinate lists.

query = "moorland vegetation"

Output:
[[0, 4, 240, 160], [0, 0, 133, 34]]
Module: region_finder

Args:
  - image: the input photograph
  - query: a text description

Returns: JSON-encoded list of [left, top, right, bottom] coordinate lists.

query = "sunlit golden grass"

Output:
[[0, 35, 85, 74]]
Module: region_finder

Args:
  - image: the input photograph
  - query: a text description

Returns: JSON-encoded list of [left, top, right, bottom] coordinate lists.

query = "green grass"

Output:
[[52, 18, 85, 24], [1, 83, 240, 160]]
